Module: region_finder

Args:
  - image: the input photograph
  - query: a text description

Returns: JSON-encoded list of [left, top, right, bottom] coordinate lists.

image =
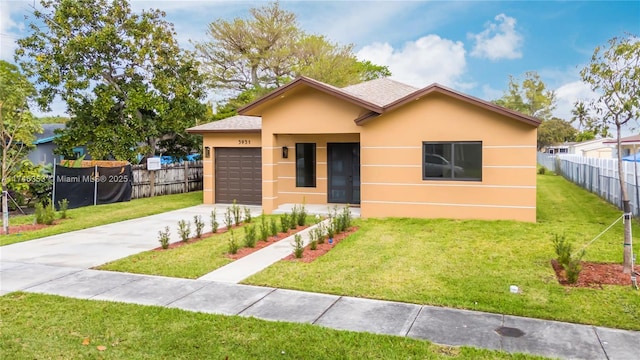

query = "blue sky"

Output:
[[1, 0, 639, 121]]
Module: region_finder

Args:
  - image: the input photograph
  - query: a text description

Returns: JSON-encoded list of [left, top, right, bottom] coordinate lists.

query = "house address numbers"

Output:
[[238, 139, 251, 145]]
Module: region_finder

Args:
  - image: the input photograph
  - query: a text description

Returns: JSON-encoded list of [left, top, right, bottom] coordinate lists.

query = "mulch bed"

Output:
[[226, 225, 311, 260], [3, 220, 62, 235], [551, 259, 633, 288], [153, 223, 359, 264], [152, 224, 312, 253], [282, 226, 359, 263]]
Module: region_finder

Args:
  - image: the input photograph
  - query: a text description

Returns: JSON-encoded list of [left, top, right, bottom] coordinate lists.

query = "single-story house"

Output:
[[603, 135, 640, 158], [28, 124, 90, 165], [188, 77, 540, 222], [28, 124, 65, 165], [545, 138, 613, 158]]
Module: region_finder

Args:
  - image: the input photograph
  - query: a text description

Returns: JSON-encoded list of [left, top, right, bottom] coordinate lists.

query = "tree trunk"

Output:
[[2, 182, 9, 235], [616, 124, 633, 273]]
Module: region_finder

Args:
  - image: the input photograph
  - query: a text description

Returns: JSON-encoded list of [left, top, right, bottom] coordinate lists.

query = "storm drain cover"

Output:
[[495, 326, 525, 337]]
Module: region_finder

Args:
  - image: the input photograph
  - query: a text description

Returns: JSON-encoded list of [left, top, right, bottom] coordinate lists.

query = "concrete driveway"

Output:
[[0, 204, 262, 293]]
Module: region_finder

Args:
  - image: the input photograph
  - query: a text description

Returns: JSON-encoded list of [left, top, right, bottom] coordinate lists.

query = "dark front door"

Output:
[[328, 143, 360, 204]]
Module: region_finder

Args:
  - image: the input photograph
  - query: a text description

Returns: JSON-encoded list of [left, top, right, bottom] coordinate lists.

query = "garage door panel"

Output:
[[215, 148, 262, 205]]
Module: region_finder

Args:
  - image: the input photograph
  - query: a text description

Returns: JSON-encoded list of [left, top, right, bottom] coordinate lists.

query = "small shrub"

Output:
[[309, 230, 318, 250], [228, 230, 239, 254], [552, 234, 585, 284], [269, 217, 278, 237], [224, 207, 233, 229], [552, 234, 572, 267], [158, 226, 171, 249], [232, 200, 241, 226], [341, 206, 352, 230], [326, 221, 335, 240], [293, 234, 304, 258], [566, 253, 585, 284], [259, 213, 269, 241], [58, 198, 69, 219], [288, 211, 298, 230], [244, 225, 257, 248], [315, 225, 325, 244], [243, 206, 252, 224], [295, 204, 307, 226], [290, 206, 299, 225], [538, 166, 547, 175], [280, 213, 291, 233], [35, 200, 55, 225], [193, 215, 205, 238], [177, 220, 191, 242], [210, 209, 219, 233]]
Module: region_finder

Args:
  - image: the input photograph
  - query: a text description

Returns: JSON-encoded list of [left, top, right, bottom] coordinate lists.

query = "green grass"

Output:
[[1, 191, 203, 246], [98, 215, 315, 278], [0, 293, 547, 360], [244, 175, 640, 330], [97, 228, 235, 278]]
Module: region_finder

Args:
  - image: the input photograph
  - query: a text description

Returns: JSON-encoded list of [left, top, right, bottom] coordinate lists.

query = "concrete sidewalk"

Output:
[[1, 266, 637, 360]]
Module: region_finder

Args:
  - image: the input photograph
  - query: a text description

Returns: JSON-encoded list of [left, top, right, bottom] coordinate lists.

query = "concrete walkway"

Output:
[[198, 219, 331, 283], [1, 205, 638, 359]]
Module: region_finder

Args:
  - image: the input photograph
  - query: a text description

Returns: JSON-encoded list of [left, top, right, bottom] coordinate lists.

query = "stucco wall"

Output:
[[201, 132, 262, 204], [259, 87, 363, 212], [359, 93, 537, 222]]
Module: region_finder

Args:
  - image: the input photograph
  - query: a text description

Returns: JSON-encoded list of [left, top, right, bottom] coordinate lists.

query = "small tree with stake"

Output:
[[0, 61, 40, 234], [580, 34, 640, 274]]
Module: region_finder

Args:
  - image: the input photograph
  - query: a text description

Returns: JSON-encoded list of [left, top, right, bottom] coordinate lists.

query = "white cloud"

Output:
[[469, 13, 523, 61], [0, 0, 28, 62], [554, 80, 597, 121], [356, 35, 466, 88]]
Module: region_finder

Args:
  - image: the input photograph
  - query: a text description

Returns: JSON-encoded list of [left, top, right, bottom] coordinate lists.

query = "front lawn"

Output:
[[245, 175, 640, 330], [97, 214, 316, 278], [0, 293, 545, 359], [0, 191, 203, 246]]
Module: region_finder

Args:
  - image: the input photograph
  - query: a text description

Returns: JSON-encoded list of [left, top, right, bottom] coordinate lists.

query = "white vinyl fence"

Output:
[[537, 153, 640, 216]]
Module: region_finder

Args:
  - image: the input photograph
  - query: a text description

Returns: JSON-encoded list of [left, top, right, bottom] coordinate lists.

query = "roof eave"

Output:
[[186, 128, 261, 134]]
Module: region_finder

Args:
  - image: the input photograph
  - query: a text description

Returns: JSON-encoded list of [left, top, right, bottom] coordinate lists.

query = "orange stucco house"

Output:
[[187, 76, 540, 222]]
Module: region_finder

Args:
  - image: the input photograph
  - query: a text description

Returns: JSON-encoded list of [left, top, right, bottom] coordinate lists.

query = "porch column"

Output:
[[262, 134, 278, 213]]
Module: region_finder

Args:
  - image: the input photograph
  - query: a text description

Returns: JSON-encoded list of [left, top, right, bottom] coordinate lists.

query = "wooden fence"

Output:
[[131, 161, 203, 199]]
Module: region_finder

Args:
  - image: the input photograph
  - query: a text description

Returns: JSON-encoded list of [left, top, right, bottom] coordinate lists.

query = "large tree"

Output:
[[571, 100, 610, 138], [493, 71, 560, 149], [195, 1, 390, 113], [494, 71, 557, 121], [580, 35, 640, 274], [0, 60, 41, 234], [537, 118, 577, 150], [15, 0, 207, 162]]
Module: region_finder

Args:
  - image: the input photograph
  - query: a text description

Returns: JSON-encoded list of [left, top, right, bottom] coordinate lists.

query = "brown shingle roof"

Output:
[[186, 115, 261, 133], [196, 77, 541, 131], [603, 135, 640, 144], [341, 78, 419, 107]]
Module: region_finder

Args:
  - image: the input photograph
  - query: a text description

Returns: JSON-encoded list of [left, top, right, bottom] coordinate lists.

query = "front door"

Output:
[[328, 143, 360, 204]]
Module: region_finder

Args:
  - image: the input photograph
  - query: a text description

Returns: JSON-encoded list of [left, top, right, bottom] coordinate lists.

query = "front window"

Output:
[[423, 141, 482, 181], [296, 143, 316, 187]]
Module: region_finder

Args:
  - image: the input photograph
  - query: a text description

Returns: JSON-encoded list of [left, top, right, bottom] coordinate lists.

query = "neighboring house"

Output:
[[571, 138, 613, 158], [188, 77, 541, 222], [28, 124, 65, 165], [603, 135, 640, 158], [545, 138, 613, 158], [28, 124, 89, 165], [545, 144, 571, 155]]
